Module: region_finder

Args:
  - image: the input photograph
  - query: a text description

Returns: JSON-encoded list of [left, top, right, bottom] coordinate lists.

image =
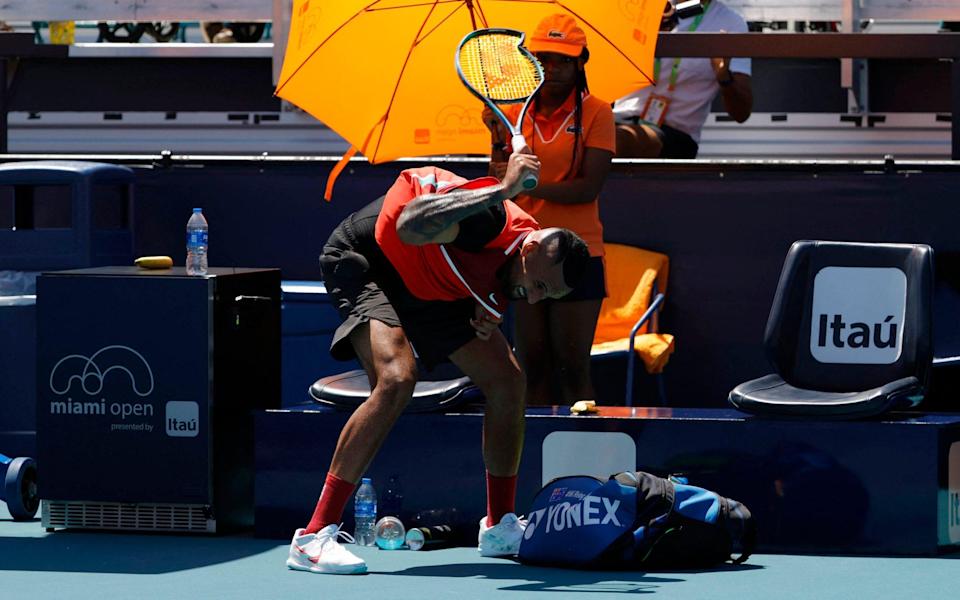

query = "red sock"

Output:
[[486, 471, 518, 527], [304, 472, 356, 534]]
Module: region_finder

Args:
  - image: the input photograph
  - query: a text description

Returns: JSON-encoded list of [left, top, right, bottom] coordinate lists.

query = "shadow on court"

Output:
[[0, 531, 282, 574], [385, 561, 762, 594]]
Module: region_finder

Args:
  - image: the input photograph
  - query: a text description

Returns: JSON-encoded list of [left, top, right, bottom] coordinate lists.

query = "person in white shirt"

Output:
[[613, 0, 753, 158]]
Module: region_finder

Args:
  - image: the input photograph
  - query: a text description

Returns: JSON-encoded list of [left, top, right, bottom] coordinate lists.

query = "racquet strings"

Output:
[[458, 33, 542, 102]]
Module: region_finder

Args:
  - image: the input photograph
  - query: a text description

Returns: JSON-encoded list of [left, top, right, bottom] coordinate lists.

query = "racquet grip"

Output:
[[511, 134, 538, 190]]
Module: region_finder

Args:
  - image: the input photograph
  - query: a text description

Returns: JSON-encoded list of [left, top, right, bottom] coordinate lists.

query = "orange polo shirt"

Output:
[[502, 92, 616, 257]]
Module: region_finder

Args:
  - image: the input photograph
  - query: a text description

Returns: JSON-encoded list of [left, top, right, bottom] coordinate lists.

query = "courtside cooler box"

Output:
[[36, 267, 280, 533]]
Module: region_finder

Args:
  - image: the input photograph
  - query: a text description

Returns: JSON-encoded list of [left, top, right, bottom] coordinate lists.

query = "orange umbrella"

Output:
[[276, 1, 661, 180]]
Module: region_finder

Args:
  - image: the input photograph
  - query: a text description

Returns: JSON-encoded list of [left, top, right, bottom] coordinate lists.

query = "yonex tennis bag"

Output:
[[517, 471, 755, 569]]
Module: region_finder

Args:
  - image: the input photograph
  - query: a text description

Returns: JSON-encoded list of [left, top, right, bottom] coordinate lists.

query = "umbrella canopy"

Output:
[[276, 0, 662, 164]]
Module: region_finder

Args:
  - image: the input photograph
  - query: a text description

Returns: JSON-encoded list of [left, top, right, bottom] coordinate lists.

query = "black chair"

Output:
[[310, 362, 480, 413], [728, 241, 933, 420]]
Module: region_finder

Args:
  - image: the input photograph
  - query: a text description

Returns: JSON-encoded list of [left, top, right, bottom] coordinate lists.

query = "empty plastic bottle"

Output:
[[354, 477, 377, 547], [185, 208, 208, 276], [375, 516, 406, 550]]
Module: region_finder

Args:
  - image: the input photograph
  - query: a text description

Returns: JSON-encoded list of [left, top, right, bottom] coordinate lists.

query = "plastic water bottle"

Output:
[[185, 208, 208, 276], [354, 477, 377, 546]]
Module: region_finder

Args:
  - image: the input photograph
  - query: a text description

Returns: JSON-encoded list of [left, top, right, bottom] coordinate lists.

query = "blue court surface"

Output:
[[2, 505, 957, 600]]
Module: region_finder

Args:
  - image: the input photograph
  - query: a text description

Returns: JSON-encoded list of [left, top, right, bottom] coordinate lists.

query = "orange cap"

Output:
[[527, 14, 587, 57]]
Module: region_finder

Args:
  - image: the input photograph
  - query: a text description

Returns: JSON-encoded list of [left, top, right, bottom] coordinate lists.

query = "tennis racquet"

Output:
[[456, 28, 544, 190]]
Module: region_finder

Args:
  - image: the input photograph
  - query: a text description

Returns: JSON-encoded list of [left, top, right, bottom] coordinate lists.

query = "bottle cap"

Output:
[[405, 528, 425, 551], [192, 207, 202, 213], [361, 477, 371, 484]]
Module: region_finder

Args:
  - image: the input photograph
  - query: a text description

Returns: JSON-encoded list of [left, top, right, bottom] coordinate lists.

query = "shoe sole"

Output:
[[286, 558, 367, 575], [478, 547, 520, 557], [478, 532, 522, 557]]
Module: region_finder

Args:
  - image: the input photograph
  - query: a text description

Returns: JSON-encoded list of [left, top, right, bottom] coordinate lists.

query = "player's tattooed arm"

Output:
[[396, 183, 508, 246], [397, 153, 540, 246]]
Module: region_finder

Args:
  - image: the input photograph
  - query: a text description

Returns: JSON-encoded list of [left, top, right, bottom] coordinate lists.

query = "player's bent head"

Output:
[[508, 228, 589, 303], [541, 227, 590, 292]]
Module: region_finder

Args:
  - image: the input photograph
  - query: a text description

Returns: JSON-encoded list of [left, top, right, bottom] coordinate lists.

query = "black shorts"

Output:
[[658, 124, 699, 159], [555, 255, 607, 303], [319, 219, 477, 370], [621, 116, 699, 159]]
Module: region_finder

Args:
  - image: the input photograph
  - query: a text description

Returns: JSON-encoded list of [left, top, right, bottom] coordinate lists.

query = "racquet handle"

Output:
[[511, 134, 538, 190]]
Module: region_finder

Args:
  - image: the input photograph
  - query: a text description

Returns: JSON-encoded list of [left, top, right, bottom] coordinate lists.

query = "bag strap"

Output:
[[732, 516, 757, 564], [721, 496, 756, 564], [628, 475, 675, 554]]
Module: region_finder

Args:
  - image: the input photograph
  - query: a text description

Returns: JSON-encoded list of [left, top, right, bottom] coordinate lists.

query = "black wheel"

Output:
[[144, 22, 180, 43], [97, 22, 147, 43], [3, 457, 38, 521], [230, 22, 266, 43]]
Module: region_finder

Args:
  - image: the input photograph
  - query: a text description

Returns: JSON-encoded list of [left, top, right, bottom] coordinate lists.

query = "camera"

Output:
[[661, 0, 706, 31]]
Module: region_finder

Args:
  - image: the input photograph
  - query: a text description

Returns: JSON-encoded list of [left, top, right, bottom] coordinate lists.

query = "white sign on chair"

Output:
[[810, 266, 907, 365]]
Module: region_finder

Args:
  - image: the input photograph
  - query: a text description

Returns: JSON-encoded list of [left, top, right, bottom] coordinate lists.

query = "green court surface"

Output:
[[2, 506, 957, 600]]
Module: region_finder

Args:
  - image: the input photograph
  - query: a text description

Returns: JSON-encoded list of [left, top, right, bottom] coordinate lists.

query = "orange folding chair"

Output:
[[591, 244, 675, 406]]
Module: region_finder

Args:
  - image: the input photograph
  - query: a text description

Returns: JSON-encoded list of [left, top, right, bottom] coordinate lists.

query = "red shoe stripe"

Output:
[[296, 544, 323, 564]]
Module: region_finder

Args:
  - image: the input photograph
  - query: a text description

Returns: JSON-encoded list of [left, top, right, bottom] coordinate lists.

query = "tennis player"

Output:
[[286, 152, 590, 574]]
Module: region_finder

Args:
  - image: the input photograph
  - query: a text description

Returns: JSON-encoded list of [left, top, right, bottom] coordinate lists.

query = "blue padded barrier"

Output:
[[280, 281, 358, 407], [255, 406, 960, 555]]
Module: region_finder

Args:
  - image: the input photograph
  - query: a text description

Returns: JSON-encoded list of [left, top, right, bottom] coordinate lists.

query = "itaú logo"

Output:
[[165, 401, 199, 438], [809, 267, 907, 364]]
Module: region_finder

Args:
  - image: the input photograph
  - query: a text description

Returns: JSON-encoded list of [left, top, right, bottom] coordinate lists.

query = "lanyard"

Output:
[[653, 1, 710, 92]]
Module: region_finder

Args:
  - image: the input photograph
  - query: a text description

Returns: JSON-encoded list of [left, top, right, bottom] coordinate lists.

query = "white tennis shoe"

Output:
[[478, 512, 527, 557], [286, 524, 367, 575]]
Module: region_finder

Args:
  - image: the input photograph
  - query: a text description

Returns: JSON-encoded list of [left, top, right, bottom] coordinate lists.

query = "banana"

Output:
[[134, 256, 174, 269], [570, 400, 598, 415]]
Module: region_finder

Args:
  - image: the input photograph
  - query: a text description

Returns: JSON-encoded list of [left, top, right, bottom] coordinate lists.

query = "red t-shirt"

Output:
[[374, 166, 538, 319]]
